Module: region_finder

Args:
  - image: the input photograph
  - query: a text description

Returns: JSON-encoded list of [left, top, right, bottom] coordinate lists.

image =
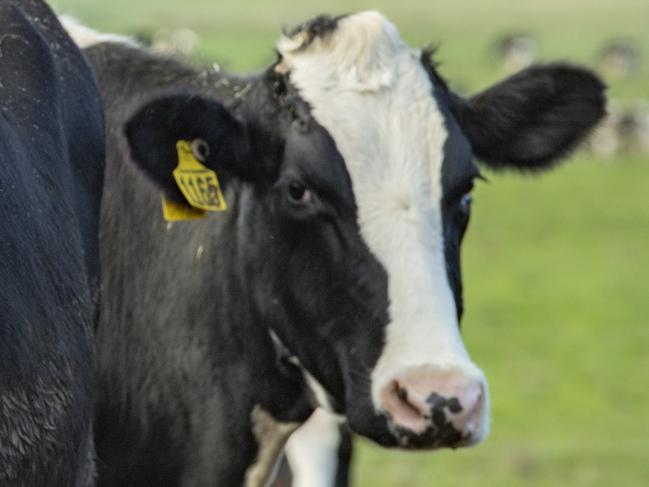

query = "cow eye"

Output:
[[460, 193, 472, 213], [287, 180, 312, 205], [456, 193, 473, 239]]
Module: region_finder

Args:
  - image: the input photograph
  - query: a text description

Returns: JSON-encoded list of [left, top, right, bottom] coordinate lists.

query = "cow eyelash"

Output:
[[453, 171, 486, 202], [448, 181, 474, 203]]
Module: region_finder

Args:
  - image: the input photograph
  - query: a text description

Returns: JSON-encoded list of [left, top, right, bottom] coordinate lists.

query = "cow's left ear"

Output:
[[125, 93, 255, 201], [451, 63, 606, 171]]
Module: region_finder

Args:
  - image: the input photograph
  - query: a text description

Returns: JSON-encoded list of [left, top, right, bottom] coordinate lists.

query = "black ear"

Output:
[[451, 63, 606, 171], [125, 93, 254, 201]]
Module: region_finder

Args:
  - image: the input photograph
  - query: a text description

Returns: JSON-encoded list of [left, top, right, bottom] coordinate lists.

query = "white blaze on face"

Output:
[[277, 11, 487, 421]]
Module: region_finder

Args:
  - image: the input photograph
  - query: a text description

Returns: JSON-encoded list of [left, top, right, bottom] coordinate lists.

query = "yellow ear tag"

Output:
[[161, 196, 206, 221], [172, 140, 228, 212]]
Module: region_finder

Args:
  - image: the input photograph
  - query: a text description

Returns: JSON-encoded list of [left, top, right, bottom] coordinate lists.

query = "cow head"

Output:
[[125, 12, 605, 449]]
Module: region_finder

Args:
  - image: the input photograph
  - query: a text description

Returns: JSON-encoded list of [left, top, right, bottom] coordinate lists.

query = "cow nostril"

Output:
[[394, 381, 422, 416], [396, 384, 407, 402], [381, 380, 431, 435]]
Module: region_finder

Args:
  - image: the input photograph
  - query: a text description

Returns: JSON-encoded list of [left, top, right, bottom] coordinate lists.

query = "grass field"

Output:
[[52, 0, 649, 485]]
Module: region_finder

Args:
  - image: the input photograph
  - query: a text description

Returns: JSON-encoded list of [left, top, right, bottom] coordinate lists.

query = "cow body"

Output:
[[65, 11, 605, 487], [0, 1, 105, 485]]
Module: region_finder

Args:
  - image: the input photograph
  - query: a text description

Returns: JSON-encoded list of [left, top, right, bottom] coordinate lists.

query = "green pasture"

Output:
[[53, 0, 649, 485]]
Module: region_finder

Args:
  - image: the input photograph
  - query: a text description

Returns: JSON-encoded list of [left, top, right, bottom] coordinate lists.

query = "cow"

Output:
[[0, 1, 105, 485], [62, 11, 605, 487]]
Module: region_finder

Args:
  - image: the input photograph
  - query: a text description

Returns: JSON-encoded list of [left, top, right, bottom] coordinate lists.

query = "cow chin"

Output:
[[345, 394, 490, 451], [344, 403, 400, 448]]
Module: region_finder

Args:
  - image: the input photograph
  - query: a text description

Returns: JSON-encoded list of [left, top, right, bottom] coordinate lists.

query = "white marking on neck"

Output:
[[301, 367, 336, 413], [268, 330, 338, 413], [285, 409, 343, 487], [59, 15, 136, 48], [245, 406, 299, 487], [278, 11, 486, 411]]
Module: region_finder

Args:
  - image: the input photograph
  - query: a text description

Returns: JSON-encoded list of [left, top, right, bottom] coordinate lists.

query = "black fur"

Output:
[[0, 1, 105, 485], [450, 63, 607, 170], [334, 426, 353, 487], [434, 79, 481, 320]]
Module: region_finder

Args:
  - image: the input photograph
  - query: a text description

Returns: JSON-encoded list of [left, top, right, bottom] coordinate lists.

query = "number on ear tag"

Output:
[[172, 140, 227, 212]]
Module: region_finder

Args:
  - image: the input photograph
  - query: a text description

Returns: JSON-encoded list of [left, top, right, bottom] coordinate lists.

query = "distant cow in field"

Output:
[[64, 11, 605, 487], [0, 1, 105, 485], [492, 32, 538, 72], [589, 102, 649, 157], [598, 38, 642, 79]]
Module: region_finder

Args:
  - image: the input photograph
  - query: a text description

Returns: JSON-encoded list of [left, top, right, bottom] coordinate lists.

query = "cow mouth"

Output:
[[344, 390, 487, 450], [386, 415, 473, 450], [342, 409, 476, 451]]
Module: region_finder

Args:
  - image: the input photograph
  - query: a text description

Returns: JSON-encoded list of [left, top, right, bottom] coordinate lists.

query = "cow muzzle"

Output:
[[379, 365, 488, 449]]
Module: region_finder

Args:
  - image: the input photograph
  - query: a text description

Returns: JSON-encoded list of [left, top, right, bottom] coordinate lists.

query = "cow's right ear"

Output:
[[125, 94, 254, 202]]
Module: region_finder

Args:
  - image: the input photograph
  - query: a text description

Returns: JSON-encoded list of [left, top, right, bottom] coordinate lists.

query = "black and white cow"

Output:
[[0, 1, 105, 485], [63, 11, 605, 487]]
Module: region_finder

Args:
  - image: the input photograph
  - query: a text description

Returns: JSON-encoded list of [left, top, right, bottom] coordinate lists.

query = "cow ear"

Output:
[[125, 94, 254, 202], [451, 63, 606, 171]]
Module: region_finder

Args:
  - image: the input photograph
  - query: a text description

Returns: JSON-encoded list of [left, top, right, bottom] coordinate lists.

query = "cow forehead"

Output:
[[277, 11, 450, 212]]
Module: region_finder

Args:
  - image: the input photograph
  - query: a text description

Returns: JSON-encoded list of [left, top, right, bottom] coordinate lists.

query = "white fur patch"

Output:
[[277, 10, 488, 430], [245, 406, 299, 487], [301, 367, 336, 412], [59, 15, 136, 48], [285, 409, 343, 487]]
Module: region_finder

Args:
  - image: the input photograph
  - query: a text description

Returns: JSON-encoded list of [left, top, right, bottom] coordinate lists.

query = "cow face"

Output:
[[125, 12, 605, 449]]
